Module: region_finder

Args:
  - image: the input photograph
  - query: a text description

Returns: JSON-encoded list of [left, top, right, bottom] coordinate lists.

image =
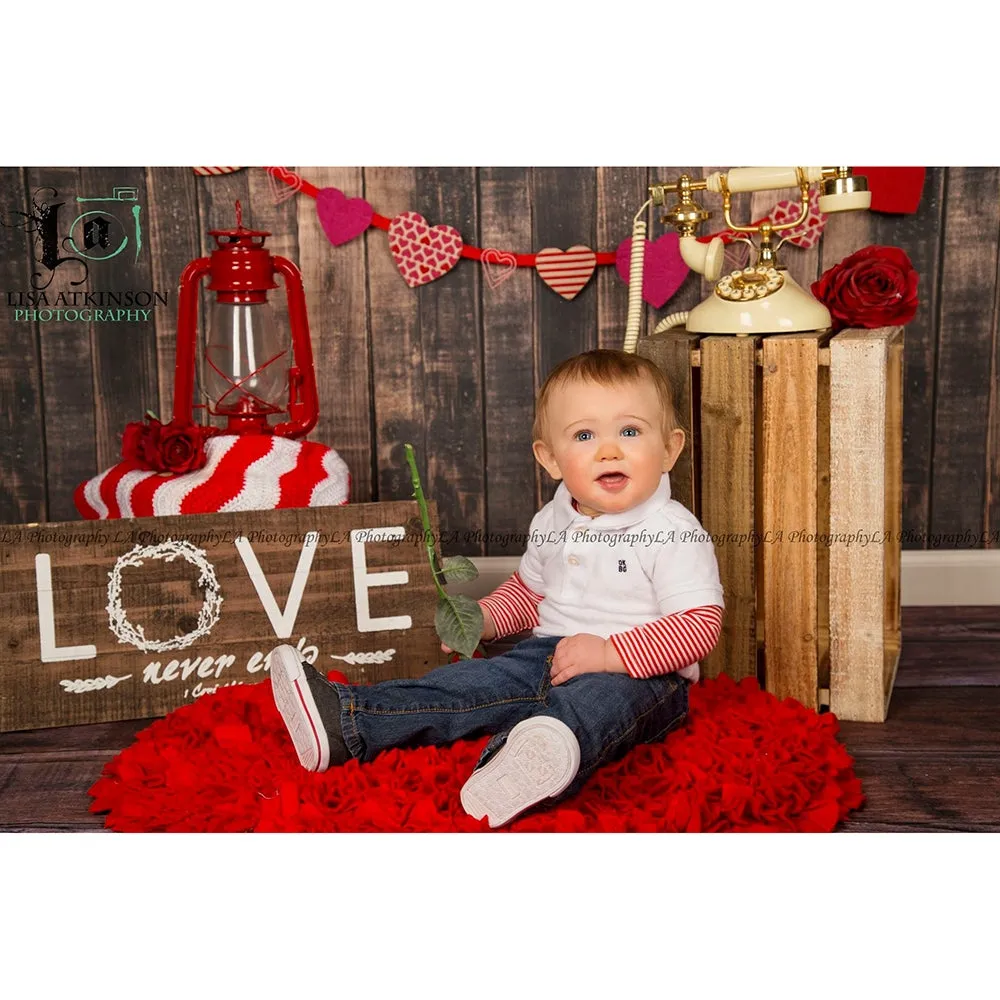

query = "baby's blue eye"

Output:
[[574, 430, 593, 441], [621, 426, 639, 437]]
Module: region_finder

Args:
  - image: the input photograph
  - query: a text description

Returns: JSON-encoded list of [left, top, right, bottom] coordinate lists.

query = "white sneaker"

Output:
[[269, 644, 331, 772], [460, 717, 581, 828]]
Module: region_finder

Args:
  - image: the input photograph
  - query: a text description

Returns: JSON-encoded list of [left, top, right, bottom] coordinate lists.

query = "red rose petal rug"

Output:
[[88, 674, 864, 832]]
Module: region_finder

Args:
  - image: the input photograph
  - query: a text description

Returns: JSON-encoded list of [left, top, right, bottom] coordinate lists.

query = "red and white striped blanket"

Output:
[[74, 435, 350, 519]]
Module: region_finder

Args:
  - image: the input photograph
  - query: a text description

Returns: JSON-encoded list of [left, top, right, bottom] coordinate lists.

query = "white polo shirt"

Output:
[[516, 472, 724, 680]]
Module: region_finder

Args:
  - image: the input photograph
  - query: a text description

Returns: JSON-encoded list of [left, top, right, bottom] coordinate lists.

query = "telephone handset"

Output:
[[622, 167, 870, 348]]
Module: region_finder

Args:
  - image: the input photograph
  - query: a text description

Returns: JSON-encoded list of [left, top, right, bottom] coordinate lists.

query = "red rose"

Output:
[[811, 244, 919, 332], [157, 421, 209, 473], [120, 416, 214, 473], [120, 421, 147, 463], [140, 418, 164, 467]]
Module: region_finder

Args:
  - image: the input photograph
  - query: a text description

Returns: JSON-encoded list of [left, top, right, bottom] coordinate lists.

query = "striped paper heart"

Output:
[[192, 167, 243, 176], [534, 245, 596, 300], [388, 211, 464, 288]]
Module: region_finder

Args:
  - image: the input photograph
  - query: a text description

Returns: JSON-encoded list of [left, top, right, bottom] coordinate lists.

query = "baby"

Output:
[[268, 349, 725, 827]]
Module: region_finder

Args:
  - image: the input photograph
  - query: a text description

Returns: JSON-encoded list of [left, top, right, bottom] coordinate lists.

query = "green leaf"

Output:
[[440, 554, 479, 583], [435, 594, 483, 660]]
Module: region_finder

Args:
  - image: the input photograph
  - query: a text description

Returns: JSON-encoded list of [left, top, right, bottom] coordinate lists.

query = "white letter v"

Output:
[[234, 531, 318, 639]]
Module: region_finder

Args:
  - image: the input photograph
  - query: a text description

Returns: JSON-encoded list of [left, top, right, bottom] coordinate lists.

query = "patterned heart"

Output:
[[770, 187, 827, 249], [615, 232, 688, 308], [535, 246, 596, 300], [388, 211, 464, 288], [316, 188, 374, 247], [267, 167, 301, 205], [481, 248, 517, 289]]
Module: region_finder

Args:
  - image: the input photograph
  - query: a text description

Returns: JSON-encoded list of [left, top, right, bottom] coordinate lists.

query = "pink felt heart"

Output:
[[615, 233, 688, 309], [387, 211, 463, 287], [316, 187, 374, 247], [481, 248, 517, 289]]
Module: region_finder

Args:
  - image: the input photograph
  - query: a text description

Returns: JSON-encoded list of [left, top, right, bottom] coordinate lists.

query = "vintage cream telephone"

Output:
[[622, 166, 870, 349]]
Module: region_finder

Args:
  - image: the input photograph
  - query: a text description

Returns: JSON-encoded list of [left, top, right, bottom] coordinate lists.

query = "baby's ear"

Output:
[[532, 439, 562, 480], [662, 428, 686, 472]]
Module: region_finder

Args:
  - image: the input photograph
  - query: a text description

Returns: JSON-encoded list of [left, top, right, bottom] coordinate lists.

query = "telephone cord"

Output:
[[622, 200, 651, 353], [653, 311, 690, 334]]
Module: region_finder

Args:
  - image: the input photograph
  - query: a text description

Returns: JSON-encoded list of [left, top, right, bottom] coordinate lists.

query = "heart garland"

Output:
[[317, 188, 374, 247], [267, 166, 305, 205], [770, 186, 827, 249], [853, 167, 926, 214], [387, 211, 464, 288], [534, 246, 597, 300], [615, 233, 689, 308], [192, 166, 242, 176], [263, 168, 926, 304], [481, 248, 518, 289]]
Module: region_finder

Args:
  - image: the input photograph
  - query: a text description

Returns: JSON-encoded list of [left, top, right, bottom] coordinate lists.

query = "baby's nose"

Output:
[[596, 439, 623, 459]]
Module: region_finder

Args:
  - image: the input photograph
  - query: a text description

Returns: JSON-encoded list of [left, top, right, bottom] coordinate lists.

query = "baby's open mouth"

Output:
[[596, 472, 628, 486]]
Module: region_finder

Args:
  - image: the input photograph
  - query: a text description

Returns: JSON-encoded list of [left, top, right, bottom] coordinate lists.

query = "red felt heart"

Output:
[[853, 167, 926, 214], [316, 187, 374, 246], [615, 233, 689, 308]]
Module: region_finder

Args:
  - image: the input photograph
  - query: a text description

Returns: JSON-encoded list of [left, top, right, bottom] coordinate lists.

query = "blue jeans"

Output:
[[329, 635, 689, 800]]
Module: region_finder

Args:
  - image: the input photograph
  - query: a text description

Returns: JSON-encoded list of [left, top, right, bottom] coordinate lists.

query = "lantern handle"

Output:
[[173, 257, 213, 425], [271, 255, 319, 438]]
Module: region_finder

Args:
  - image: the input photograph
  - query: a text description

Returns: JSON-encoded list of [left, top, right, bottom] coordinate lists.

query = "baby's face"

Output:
[[532, 376, 681, 517]]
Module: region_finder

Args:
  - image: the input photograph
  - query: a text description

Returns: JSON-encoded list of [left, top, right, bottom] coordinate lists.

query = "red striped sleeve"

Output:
[[477, 572, 544, 638], [609, 605, 723, 679]]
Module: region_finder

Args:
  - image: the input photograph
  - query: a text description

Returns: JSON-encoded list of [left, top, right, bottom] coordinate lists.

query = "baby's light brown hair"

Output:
[[532, 349, 681, 444]]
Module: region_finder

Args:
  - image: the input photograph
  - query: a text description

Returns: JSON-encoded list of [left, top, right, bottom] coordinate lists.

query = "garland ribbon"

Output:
[[264, 167, 617, 267]]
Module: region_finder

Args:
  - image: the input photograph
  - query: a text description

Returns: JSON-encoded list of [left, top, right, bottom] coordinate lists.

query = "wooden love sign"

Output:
[[0, 502, 442, 732]]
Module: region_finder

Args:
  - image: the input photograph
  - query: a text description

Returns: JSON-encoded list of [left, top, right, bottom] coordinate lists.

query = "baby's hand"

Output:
[[550, 634, 627, 686], [441, 606, 498, 655]]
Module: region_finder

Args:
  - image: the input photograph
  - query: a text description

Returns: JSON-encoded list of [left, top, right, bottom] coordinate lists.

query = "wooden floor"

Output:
[[1, 606, 998, 832]]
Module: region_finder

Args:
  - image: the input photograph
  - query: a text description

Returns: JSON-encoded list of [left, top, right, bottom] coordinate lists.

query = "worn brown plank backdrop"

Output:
[[0, 167, 995, 553]]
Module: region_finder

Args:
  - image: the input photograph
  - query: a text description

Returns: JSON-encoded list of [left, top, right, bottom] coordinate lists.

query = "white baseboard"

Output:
[[898, 551, 1000, 605], [449, 552, 1000, 606]]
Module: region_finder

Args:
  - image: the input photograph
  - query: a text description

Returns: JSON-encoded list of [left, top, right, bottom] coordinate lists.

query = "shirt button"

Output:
[[567, 556, 580, 566]]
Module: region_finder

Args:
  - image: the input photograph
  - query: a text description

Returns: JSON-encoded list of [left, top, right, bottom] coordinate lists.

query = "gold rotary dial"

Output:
[[715, 266, 784, 302]]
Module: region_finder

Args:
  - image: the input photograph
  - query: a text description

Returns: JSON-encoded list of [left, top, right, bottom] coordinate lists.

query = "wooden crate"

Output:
[[639, 326, 903, 722]]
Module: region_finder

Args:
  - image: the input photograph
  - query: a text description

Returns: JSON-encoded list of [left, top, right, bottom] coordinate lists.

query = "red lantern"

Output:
[[173, 202, 318, 437]]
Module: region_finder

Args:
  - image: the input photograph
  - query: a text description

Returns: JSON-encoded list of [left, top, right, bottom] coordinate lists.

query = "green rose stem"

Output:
[[404, 443, 448, 600], [404, 442, 484, 658]]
